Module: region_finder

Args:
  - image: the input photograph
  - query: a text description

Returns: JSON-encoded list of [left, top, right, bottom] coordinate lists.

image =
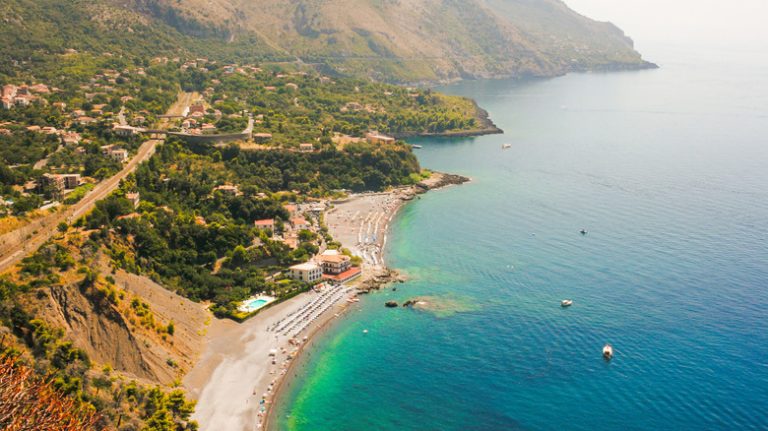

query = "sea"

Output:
[[272, 42, 768, 430]]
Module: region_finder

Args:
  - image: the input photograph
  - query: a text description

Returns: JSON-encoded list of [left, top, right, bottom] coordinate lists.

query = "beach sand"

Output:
[[325, 190, 412, 268], [184, 286, 355, 431], [187, 173, 467, 431]]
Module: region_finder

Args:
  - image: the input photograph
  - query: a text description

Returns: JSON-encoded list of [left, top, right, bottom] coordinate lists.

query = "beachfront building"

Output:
[[318, 253, 351, 275], [289, 262, 323, 283]]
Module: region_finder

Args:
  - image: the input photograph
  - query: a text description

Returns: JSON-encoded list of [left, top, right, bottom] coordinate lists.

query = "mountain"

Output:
[[0, 0, 655, 83]]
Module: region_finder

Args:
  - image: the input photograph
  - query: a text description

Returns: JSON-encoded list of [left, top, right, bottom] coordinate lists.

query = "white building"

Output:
[[289, 262, 323, 283]]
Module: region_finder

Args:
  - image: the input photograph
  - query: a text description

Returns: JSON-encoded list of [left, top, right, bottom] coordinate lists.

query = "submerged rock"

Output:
[[404, 295, 480, 318]]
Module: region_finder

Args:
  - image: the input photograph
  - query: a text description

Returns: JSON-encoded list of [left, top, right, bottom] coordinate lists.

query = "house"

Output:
[[52, 102, 67, 110], [283, 203, 298, 217], [2, 85, 17, 99], [201, 123, 217, 133], [109, 148, 129, 162], [285, 83, 299, 91], [61, 132, 82, 146], [254, 219, 276, 232], [60, 174, 81, 189], [213, 184, 240, 196], [75, 116, 97, 125], [290, 216, 310, 231], [289, 262, 323, 284], [366, 131, 395, 145], [113, 124, 139, 137], [38, 173, 80, 196], [100, 144, 116, 155], [125, 192, 140, 208], [299, 143, 314, 153], [318, 253, 352, 275], [41, 126, 58, 135], [282, 233, 299, 250], [252, 133, 272, 143], [29, 84, 50, 94], [38, 173, 65, 196], [14, 95, 33, 107]]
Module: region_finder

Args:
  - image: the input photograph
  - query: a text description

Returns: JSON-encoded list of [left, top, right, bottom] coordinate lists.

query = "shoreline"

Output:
[[393, 102, 503, 139], [185, 171, 470, 431], [263, 171, 470, 430]]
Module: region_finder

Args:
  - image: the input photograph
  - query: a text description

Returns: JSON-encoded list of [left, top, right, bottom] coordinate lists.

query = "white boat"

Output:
[[502, 143, 512, 149], [603, 344, 614, 360], [363, 329, 369, 334], [412, 144, 423, 149], [561, 299, 573, 307]]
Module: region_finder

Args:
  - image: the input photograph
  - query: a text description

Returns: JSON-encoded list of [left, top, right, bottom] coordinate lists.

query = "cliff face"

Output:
[[32, 265, 208, 385]]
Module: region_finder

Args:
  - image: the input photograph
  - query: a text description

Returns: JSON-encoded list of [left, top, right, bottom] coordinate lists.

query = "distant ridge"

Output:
[[1, 0, 656, 83]]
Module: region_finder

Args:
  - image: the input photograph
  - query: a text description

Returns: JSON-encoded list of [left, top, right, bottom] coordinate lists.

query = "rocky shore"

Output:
[[415, 172, 471, 192]]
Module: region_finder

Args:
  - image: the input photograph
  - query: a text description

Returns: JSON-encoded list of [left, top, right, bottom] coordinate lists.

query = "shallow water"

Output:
[[273, 42, 768, 430]]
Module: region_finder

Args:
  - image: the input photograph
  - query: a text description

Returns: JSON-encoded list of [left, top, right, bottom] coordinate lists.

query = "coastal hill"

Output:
[[1, 0, 654, 83], [121, 0, 657, 82]]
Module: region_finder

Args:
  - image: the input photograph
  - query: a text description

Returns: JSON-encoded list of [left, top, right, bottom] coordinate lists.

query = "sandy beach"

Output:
[[325, 191, 412, 268], [184, 285, 356, 431], [186, 172, 469, 431]]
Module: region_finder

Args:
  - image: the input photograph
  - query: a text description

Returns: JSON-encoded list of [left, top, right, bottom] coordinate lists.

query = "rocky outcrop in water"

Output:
[[416, 172, 471, 193]]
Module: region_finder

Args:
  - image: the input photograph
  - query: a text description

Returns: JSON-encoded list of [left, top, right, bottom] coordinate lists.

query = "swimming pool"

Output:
[[238, 296, 276, 313]]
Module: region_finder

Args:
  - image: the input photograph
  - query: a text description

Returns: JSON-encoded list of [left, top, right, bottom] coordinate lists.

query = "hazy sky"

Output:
[[564, 0, 768, 48]]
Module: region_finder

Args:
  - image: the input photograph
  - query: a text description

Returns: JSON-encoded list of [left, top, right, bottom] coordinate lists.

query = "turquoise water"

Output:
[[243, 299, 268, 311], [273, 43, 768, 430]]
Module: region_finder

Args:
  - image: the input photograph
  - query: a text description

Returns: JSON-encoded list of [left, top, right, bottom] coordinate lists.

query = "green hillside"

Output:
[[1, 0, 655, 83]]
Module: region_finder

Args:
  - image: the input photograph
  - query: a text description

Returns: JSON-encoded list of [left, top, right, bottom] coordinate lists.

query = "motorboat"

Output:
[[412, 144, 423, 149], [603, 344, 614, 360], [561, 299, 573, 307], [502, 143, 512, 149], [580, 229, 588, 235]]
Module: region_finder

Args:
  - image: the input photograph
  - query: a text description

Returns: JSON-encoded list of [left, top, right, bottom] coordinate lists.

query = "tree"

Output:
[[0, 355, 99, 431]]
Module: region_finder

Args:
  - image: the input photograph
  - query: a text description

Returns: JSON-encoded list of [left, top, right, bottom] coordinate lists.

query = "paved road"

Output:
[[0, 92, 199, 273], [0, 139, 161, 272]]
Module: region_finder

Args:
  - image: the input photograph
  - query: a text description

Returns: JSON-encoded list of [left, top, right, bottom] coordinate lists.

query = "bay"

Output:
[[273, 42, 768, 431]]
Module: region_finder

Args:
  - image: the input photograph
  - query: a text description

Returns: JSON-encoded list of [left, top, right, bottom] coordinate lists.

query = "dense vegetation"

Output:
[[0, 240, 198, 431], [80, 136, 417, 316]]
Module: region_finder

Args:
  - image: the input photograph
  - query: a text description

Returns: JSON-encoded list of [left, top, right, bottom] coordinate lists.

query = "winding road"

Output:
[[0, 92, 196, 272]]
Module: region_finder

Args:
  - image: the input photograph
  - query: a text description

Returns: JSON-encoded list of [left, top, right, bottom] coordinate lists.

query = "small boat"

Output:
[[502, 143, 512, 149], [363, 329, 369, 334], [580, 229, 588, 235], [603, 344, 614, 360], [411, 144, 423, 149], [561, 299, 573, 307]]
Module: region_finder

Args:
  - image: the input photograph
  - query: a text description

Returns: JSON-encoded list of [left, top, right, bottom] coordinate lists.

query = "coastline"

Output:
[[184, 171, 470, 431], [263, 171, 470, 430], [393, 102, 503, 139]]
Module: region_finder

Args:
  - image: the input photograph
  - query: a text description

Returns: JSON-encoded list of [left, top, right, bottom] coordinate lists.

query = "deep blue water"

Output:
[[274, 43, 768, 430]]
